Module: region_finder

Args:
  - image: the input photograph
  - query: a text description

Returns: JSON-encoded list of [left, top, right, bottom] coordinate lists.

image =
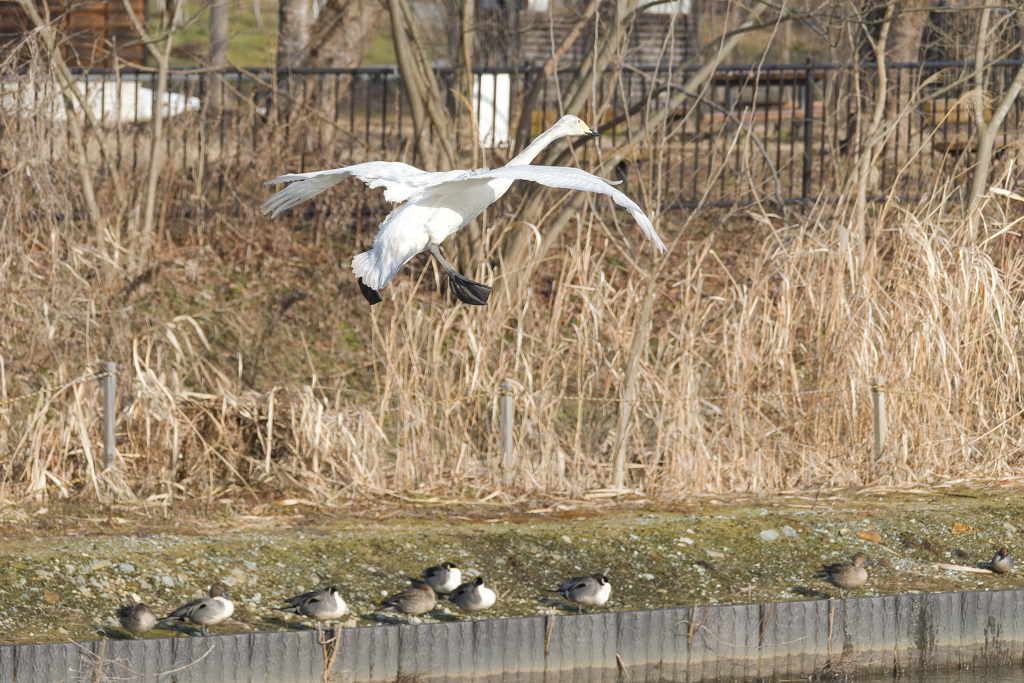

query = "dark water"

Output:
[[832, 670, 1021, 682]]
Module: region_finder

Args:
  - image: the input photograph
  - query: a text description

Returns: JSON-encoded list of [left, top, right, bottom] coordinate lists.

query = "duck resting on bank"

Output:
[[819, 553, 873, 598], [261, 115, 667, 306]]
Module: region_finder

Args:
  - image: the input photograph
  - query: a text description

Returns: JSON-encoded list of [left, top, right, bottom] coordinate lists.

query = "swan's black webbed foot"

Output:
[[427, 242, 491, 306], [358, 278, 383, 305], [446, 272, 492, 306]]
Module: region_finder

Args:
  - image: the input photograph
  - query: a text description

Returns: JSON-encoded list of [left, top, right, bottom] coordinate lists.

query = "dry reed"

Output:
[[1, 51, 1023, 508]]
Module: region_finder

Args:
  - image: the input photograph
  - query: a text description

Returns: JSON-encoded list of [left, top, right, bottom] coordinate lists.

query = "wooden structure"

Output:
[[519, 7, 694, 68], [477, 0, 695, 68], [0, 0, 146, 66]]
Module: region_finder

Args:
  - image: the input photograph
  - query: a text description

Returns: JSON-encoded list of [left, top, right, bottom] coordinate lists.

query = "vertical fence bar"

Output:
[[802, 59, 813, 200], [102, 362, 116, 471], [872, 375, 886, 462], [500, 382, 514, 483]]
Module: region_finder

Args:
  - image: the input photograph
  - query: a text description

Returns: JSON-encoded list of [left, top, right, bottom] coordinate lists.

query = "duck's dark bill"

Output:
[[358, 278, 383, 305]]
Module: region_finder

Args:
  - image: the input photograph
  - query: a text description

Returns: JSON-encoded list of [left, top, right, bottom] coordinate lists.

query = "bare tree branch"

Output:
[[15, 0, 125, 205], [966, 2, 1024, 238], [122, 0, 184, 243], [15, 0, 101, 229]]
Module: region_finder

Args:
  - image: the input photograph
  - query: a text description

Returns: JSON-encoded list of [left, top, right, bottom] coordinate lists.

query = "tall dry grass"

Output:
[[1, 51, 1023, 508]]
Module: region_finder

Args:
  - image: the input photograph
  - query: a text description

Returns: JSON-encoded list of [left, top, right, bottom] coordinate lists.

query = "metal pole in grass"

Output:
[[102, 362, 117, 471], [500, 382, 514, 483], [872, 376, 886, 462]]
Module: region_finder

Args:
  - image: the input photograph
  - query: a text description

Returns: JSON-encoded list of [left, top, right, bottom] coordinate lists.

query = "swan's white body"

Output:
[[262, 116, 667, 295]]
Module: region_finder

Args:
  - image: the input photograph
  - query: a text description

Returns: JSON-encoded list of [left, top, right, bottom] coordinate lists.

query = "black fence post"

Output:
[[802, 58, 814, 201]]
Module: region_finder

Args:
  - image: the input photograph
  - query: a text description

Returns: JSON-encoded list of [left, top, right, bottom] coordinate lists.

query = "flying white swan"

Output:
[[262, 115, 667, 306]]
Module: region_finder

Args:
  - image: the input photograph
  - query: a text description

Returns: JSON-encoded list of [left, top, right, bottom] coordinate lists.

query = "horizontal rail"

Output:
[[37, 59, 1023, 77]]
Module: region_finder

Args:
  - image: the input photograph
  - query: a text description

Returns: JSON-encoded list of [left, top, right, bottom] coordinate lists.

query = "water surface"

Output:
[[842, 669, 1020, 682]]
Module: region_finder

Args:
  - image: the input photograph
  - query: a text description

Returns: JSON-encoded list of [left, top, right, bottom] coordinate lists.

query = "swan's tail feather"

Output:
[[352, 250, 391, 291]]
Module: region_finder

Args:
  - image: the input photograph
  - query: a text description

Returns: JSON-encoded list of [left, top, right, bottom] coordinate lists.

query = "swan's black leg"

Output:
[[358, 278, 383, 305], [428, 243, 491, 306]]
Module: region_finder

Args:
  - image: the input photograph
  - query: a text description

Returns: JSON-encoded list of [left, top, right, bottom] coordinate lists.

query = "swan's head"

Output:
[[553, 114, 600, 139]]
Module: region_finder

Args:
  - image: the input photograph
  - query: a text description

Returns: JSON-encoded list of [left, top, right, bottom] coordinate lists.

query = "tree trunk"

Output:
[[208, 0, 229, 109], [278, 0, 313, 67], [306, 0, 384, 69], [501, 0, 770, 279], [885, 0, 928, 165], [966, 4, 1024, 241], [456, 0, 482, 276], [387, 0, 458, 172], [848, 2, 895, 266], [512, 0, 600, 160], [121, 0, 183, 242], [15, 0, 101, 230], [17, 0, 126, 205], [143, 18, 177, 243], [558, 0, 643, 128], [387, 0, 437, 170]]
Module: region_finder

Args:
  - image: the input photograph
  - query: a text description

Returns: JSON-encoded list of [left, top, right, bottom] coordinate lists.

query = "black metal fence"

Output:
[[1, 60, 1021, 210]]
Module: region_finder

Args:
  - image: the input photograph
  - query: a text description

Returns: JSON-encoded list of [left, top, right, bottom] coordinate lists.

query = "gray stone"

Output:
[[781, 526, 797, 538], [760, 529, 781, 542]]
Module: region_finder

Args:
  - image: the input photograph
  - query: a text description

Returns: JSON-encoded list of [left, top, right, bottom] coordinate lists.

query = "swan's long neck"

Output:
[[506, 124, 567, 167]]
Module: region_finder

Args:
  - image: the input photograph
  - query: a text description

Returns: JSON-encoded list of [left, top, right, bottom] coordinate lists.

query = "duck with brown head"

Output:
[[277, 586, 348, 639], [166, 583, 234, 635], [550, 574, 612, 614], [819, 553, 873, 598], [992, 547, 1014, 574]]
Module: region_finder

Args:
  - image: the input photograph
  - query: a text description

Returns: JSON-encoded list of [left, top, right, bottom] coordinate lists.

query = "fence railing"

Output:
[[1, 61, 1021, 210]]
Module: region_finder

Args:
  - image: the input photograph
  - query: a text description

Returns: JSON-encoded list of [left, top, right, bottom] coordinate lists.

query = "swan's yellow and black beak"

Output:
[[582, 124, 600, 138]]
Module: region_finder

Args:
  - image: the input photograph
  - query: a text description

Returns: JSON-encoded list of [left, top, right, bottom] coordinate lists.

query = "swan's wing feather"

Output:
[[457, 166, 667, 253], [262, 162, 436, 218]]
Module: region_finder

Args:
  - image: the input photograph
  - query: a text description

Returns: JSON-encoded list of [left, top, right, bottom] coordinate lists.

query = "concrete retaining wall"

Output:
[[4, 589, 1024, 682]]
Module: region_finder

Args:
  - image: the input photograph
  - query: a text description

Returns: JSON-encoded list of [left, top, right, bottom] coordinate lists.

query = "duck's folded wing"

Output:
[[554, 576, 587, 592], [262, 161, 436, 218], [167, 598, 205, 619], [281, 590, 317, 607], [432, 166, 667, 253]]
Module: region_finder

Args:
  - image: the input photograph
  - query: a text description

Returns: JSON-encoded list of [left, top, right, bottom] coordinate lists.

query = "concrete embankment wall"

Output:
[[4, 589, 1024, 682]]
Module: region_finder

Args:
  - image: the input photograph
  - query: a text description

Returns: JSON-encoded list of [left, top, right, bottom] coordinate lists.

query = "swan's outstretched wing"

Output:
[[261, 161, 437, 218], [428, 165, 667, 253]]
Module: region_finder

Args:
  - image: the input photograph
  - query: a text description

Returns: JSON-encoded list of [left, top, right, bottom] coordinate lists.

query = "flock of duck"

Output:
[[111, 547, 1015, 639], [113, 563, 610, 639]]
